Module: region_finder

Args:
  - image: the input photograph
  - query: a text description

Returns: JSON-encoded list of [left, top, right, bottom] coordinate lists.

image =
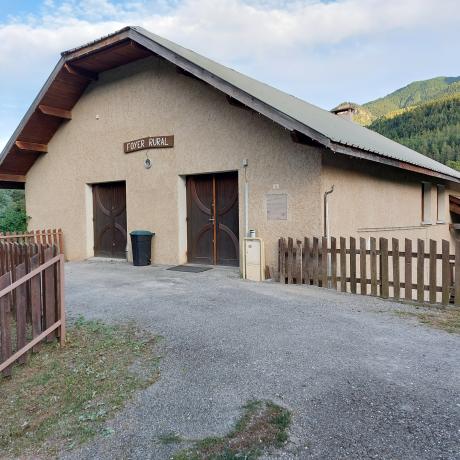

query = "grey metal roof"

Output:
[[2, 25, 458, 182], [131, 26, 460, 180]]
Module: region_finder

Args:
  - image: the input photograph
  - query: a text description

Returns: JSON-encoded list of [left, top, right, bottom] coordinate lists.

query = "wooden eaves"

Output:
[[1, 26, 459, 188]]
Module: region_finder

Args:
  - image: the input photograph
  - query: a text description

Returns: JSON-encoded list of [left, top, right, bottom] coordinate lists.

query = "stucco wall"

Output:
[[320, 154, 458, 244], [25, 56, 322, 268]]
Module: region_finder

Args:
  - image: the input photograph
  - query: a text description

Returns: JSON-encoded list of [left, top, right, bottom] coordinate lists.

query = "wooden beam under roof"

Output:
[[64, 63, 98, 81], [450, 195, 460, 216], [38, 105, 72, 120], [0, 173, 26, 182], [15, 141, 48, 153]]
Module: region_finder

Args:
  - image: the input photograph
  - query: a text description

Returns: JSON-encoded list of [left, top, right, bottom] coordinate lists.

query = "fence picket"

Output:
[[312, 237, 319, 286], [331, 237, 337, 290], [277, 235, 458, 308], [405, 239, 412, 301], [296, 240, 302, 285], [360, 237, 367, 295], [455, 240, 460, 306], [279, 238, 285, 283], [303, 237, 310, 284], [322, 237, 328, 288], [43, 247, 56, 341], [15, 263, 27, 364], [441, 240, 450, 306], [380, 238, 389, 299], [350, 237, 357, 294], [0, 273, 12, 377], [370, 237, 377, 296], [417, 239, 425, 303], [429, 240, 437, 304], [392, 238, 400, 300], [340, 237, 346, 292], [29, 252, 42, 352]]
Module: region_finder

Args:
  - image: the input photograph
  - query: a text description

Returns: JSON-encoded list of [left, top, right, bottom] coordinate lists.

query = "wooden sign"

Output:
[[124, 136, 174, 153]]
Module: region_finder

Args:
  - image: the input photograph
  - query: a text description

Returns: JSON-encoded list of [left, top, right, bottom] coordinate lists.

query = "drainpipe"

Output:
[[243, 159, 249, 236], [323, 185, 335, 239], [324, 185, 334, 287]]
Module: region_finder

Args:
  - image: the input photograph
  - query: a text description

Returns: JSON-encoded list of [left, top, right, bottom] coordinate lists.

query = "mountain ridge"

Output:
[[333, 76, 460, 169]]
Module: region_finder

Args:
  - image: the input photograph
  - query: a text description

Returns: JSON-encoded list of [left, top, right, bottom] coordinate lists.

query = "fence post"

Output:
[[59, 254, 66, 346]]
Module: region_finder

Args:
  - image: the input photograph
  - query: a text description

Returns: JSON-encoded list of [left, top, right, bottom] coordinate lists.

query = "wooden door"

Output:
[[93, 182, 127, 258], [187, 172, 239, 266]]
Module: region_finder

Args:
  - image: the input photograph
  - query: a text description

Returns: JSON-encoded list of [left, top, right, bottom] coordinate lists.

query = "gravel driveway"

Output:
[[63, 260, 459, 460]]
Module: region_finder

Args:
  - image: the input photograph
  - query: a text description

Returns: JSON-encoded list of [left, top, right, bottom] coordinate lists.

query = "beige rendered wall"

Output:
[[25, 56, 322, 268], [320, 154, 459, 244]]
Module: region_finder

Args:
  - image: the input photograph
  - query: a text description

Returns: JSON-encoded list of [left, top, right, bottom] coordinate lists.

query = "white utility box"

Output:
[[244, 237, 265, 281]]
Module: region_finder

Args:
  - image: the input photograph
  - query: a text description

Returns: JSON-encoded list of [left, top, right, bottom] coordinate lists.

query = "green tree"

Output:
[[0, 190, 28, 233]]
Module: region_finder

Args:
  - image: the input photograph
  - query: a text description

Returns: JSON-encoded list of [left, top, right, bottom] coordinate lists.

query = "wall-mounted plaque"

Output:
[[266, 193, 288, 220], [124, 135, 174, 153]]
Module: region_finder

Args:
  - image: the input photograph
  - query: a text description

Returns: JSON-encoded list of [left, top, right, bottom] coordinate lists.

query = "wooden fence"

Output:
[[0, 243, 65, 377], [0, 229, 64, 254], [277, 236, 460, 307]]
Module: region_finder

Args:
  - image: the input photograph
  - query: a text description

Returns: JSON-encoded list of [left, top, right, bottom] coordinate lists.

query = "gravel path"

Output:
[[63, 260, 460, 460]]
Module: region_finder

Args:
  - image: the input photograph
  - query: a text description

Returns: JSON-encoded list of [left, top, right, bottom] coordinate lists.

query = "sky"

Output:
[[0, 0, 459, 150]]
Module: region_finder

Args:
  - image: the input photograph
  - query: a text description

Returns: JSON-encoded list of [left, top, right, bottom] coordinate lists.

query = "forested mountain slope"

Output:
[[333, 76, 460, 169]]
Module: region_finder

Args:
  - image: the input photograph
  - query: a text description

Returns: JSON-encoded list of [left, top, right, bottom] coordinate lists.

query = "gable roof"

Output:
[[1, 25, 459, 184]]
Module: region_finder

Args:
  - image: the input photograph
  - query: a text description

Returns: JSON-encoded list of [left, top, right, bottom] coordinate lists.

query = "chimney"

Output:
[[331, 103, 355, 121]]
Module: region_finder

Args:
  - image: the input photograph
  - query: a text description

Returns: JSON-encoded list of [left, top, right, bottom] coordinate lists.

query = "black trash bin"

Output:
[[130, 230, 154, 266]]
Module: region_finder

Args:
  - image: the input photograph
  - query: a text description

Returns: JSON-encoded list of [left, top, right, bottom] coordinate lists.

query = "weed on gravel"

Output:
[[396, 307, 460, 333], [172, 400, 291, 460], [0, 317, 160, 458]]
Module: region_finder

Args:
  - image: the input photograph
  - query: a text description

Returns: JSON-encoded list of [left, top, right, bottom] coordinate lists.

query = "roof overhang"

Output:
[[1, 26, 459, 185], [450, 194, 460, 215]]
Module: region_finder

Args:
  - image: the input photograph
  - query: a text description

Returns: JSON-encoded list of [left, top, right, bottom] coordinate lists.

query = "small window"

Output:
[[437, 185, 446, 223], [421, 182, 432, 224]]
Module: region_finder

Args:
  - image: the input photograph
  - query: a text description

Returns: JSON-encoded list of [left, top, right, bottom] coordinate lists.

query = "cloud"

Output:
[[0, 0, 459, 143]]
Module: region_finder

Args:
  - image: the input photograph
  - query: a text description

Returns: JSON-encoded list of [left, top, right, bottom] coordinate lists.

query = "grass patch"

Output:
[[0, 317, 160, 458], [173, 400, 291, 460], [159, 432, 184, 444], [395, 307, 460, 333]]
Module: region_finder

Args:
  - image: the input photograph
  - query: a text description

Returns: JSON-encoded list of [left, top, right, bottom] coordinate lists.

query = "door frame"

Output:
[[186, 171, 239, 266]]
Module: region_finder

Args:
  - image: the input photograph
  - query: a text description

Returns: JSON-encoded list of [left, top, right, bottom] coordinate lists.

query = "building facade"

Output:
[[1, 27, 459, 271]]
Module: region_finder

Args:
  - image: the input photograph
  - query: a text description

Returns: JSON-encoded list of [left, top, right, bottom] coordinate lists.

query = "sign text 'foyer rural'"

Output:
[[124, 136, 174, 153]]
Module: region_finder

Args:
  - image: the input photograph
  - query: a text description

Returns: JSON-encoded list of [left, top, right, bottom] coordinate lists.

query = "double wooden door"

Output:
[[187, 172, 239, 266], [93, 182, 127, 258]]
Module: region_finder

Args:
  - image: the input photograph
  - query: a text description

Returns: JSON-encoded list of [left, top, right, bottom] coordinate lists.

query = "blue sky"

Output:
[[0, 0, 459, 149]]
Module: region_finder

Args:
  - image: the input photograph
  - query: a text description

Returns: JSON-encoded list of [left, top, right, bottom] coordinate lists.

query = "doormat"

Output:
[[167, 265, 213, 273]]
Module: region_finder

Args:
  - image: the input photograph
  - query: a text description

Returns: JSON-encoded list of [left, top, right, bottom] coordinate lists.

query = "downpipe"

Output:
[[324, 185, 335, 287]]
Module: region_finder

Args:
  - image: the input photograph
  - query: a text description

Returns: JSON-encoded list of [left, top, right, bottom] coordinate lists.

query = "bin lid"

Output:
[[130, 230, 155, 236]]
